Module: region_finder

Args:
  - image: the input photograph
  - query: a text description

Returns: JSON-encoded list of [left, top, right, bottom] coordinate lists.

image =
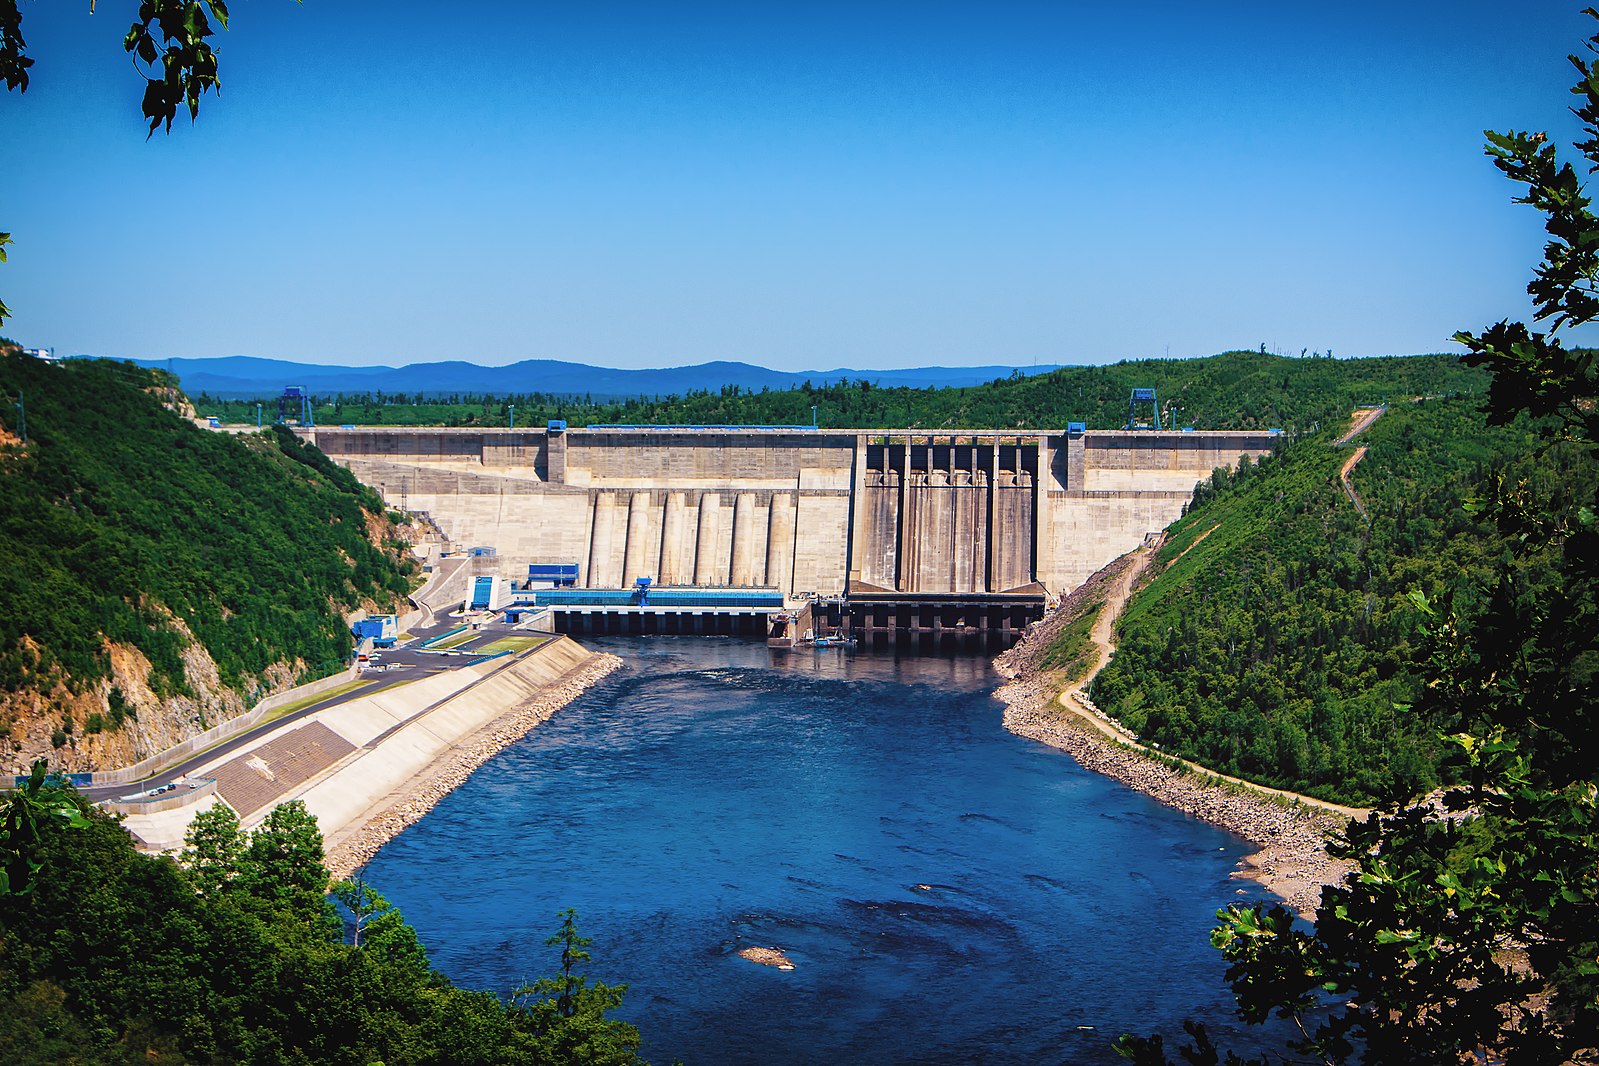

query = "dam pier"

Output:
[[306, 424, 1278, 649]]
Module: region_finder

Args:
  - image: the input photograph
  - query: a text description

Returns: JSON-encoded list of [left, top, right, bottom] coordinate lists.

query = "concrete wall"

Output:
[[1039, 490, 1193, 592], [566, 430, 855, 488], [857, 471, 897, 589], [310, 427, 1277, 600], [993, 473, 1035, 592], [87, 665, 361, 787], [1076, 431, 1276, 492], [301, 637, 596, 850], [1033, 430, 1277, 592], [117, 637, 601, 852]]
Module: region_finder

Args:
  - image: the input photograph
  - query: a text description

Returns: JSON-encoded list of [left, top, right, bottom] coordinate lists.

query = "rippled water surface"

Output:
[[362, 637, 1279, 1064]]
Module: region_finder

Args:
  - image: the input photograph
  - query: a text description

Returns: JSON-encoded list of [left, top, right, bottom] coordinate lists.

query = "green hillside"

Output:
[[1088, 396, 1578, 805], [198, 350, 1487, 434], [0, 791, 640, 1064], [0, 353, 415, 721]]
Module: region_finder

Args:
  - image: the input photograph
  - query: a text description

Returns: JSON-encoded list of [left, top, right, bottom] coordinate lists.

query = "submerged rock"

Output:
[[737, 946, 795, 971]]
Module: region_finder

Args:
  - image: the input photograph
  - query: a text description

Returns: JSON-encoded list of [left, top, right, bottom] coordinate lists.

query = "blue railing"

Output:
[[525, 587, 784, 608]]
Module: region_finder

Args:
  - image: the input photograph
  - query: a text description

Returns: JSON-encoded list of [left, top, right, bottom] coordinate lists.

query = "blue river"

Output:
[[362, 636, 1282, 1064]]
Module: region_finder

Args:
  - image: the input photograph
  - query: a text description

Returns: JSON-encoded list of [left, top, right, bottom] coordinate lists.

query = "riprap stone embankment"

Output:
[[993, 546, 1354, 920], [996, 675, 1348, 918], [325, 651, 623, 879]]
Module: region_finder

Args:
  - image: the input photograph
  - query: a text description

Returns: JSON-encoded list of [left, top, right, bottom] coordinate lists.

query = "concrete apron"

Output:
[[119, 636, 598, 853]]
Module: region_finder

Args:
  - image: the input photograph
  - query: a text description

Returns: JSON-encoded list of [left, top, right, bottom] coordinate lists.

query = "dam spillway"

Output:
[[306, 425, 1278, 645]]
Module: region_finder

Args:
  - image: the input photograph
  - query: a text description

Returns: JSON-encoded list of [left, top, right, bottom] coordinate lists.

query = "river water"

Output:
[[362, 636, 1281, 1064]]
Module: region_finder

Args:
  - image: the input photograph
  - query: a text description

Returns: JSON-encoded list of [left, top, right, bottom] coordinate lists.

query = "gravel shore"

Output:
[[992, 547, 1353, 920], [325, 652, 623, 879], [994, 674, 1350, 919]]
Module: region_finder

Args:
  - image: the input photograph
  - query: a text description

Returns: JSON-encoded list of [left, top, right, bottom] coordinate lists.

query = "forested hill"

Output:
[[0, 353, 417, 774], [1089, 396, 1585, 806], [197, 350, 1488, 434]]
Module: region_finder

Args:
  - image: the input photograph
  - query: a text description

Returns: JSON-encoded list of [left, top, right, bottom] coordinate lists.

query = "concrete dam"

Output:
[[306, 425, 1279, 647]]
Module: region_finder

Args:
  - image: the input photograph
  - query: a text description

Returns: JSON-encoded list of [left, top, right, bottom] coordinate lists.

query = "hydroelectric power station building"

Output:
[[305, 424, 1279, 648]]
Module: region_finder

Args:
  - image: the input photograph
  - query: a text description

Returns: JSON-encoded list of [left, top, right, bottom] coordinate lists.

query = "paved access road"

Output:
[[82, 612, 547, 802]]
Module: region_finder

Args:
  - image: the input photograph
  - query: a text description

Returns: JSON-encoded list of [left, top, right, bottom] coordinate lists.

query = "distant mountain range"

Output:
[[119, 356, 1066, 400]]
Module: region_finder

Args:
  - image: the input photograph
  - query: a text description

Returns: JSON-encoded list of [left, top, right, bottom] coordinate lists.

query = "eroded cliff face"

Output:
[[1, 633, 288, 776], [1, 550, 417, 778], [0, 356, 422, 779]]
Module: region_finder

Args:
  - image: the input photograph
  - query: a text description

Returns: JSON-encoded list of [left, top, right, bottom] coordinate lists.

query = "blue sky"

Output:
[[3, 1, 1597, 369]]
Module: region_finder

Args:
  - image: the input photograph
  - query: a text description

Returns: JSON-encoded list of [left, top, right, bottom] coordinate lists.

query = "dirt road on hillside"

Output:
[[1333, 407, 1385, 519], [996, 519, 1365, 917]]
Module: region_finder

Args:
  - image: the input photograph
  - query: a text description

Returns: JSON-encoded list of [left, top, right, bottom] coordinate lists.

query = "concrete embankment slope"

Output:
[[302, 639, 598, 856], [312, 638, 619, 876], [119, 637, 619, 861]]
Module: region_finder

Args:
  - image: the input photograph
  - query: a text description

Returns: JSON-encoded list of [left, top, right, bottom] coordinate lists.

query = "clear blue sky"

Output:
[[4, 1, 1597, 369]]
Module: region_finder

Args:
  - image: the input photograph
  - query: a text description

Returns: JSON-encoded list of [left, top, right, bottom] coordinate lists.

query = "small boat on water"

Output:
[[767, 614, 857, 649], [806, 627, 857, 649]]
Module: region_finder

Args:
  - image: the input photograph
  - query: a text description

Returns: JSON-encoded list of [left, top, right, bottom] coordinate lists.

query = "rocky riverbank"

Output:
[[995, 675, 1350, 919], [993, 543, 1354, 920], [325, 652, 624, 879]]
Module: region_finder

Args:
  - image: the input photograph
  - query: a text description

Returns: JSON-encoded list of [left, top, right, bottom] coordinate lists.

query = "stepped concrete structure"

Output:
[[306, 426, 1277, 645]]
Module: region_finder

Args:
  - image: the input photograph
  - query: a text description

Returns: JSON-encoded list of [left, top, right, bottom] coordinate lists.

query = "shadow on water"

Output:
[[362, 635, 1290, 1064]]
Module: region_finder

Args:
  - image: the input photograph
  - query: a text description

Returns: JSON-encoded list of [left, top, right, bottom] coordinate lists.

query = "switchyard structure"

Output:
[[305, 423, 1279, 649]]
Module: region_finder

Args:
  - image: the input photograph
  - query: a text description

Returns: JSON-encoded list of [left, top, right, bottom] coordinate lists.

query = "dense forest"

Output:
[[0, 352, 416, 757], [0, 781, 641, 1065], [1090, 396, 1582, 805], [195, 349, 1486, 435]]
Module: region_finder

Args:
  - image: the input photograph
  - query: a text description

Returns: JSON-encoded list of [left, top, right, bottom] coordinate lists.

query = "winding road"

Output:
[[82, 553, 481, 802], [1049, 500, 1368, 822], [1333, 406, 1385, 520]]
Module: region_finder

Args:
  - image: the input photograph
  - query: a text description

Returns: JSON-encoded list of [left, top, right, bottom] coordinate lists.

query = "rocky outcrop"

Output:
[[736, 946, 795, 970]]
